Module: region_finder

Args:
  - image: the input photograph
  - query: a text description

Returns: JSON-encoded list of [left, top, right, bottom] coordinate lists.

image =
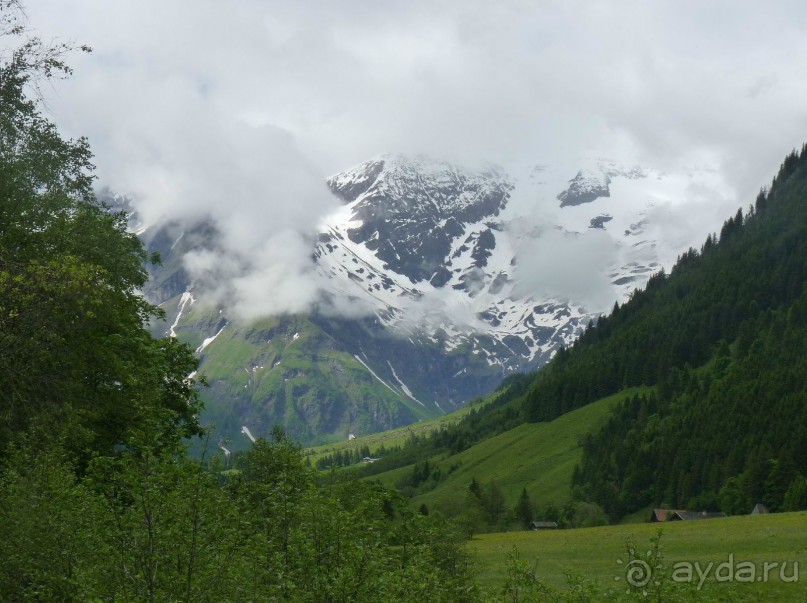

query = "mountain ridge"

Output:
[[111, 153, 734, 446]]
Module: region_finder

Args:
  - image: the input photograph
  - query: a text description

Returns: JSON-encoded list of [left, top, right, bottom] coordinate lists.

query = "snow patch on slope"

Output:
[[196, 323, 227, 353], [353, 354, 398, 396], [387, 361, 425, 407], [169, 291, 195, 338]]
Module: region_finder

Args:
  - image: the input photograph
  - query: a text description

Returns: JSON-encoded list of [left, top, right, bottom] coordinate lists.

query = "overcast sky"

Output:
[[19, 0, 807, 316]]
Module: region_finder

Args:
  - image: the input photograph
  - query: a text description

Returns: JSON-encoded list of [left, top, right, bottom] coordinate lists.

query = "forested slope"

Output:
[[363, 145, 807, 525], [520, 148, 807, 422], [530, 145, 807, 519]]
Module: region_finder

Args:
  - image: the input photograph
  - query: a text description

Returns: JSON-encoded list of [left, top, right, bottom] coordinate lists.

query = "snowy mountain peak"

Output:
[[324, 155, 513, 285], [315, 157, 605, 374], [556, 160, 648, 207], [328, 153, 511, 215], [314, 154, 734, 379]]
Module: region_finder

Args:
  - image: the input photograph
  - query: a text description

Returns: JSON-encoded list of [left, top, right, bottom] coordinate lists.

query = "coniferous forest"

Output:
[[522, 146, 807, 520], [354, 146, 807, 524], [571, 151, 807, 518]]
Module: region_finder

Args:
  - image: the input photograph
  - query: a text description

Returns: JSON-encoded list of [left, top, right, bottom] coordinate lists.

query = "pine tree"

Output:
[[514, 487, 534, 528], [468, 477, 482, 499]]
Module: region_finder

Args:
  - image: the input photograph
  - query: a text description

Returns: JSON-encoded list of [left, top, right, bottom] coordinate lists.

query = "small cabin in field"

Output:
[[650, 509, 726, 522], [668, 510, 727, 521], [530, 521, 559, 530], [750, 503, 769, 515], [650, 509, 685, 522]]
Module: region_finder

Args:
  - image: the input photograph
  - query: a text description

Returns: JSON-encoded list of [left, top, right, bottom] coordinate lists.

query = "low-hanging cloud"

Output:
[[24, 0, 807, 321], [125, 102, 341, 319], [37, 45, 340, 319], [512, 226, 619, 313]]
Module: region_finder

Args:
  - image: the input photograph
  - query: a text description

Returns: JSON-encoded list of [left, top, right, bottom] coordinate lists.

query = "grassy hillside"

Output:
[[471, 511, 807, 600], [367, 388, 647, 515], [304, 402, 480, 465], [169, 305, 444, 447]]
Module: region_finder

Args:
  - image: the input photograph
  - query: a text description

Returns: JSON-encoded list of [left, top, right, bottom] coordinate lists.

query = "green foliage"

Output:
[[782, 475, 807, 512], [225, 434, 480, 601], [718, 477, 748, 516], [499, 546, 559, 602], [575, 294, 807, 519], [0, 427, 481, 601], [0, 445, 106, 601], [569, 502, 608, 528], [514, 487, 534, 528], [86, 432, 245, 601], [0, 1, 202, 456], [509, 144, 807, 521]]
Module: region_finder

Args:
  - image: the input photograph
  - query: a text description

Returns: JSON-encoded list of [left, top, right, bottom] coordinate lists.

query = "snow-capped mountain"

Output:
[[118, 154, 731, 446], [312, 154, 710, 372]]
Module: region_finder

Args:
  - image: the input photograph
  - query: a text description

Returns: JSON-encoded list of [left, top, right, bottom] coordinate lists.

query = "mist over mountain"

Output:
[[111, 152, 738, 446]]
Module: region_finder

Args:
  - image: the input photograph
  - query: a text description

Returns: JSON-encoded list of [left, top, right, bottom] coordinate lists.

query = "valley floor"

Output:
[[470, 511, 807, 600]]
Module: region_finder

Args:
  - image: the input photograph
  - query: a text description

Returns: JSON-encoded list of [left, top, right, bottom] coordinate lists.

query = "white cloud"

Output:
[[31, 0, 807, 174], [20, 0, 807, 318], [512, 227, 619, 312]]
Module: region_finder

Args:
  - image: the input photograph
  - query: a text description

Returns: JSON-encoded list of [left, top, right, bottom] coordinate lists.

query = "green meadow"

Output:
[[471, 511, 807, 600], [308, 384, 807, 600], [366, 388, 647, 512], [304, 402, 479, 464]]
